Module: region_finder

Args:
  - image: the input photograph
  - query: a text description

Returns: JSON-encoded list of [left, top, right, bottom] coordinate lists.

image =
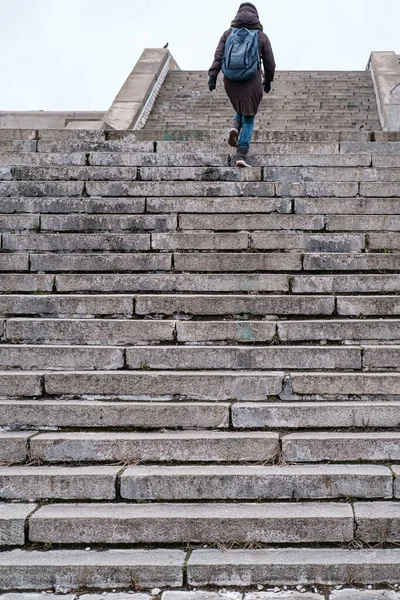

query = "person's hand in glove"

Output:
[[263, 81, 271, 94], [208, 76, 217, 92]]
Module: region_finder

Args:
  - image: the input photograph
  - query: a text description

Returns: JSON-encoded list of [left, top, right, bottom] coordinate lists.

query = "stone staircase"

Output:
[[146, 71, 382, 131], [1, 124, 400, 592]]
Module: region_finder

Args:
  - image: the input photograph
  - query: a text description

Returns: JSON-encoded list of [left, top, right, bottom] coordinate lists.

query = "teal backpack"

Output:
[[222, 27, 261, 82]]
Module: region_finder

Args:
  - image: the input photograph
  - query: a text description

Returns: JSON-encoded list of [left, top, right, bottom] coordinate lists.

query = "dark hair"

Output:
[[239, 2, 257, 10]]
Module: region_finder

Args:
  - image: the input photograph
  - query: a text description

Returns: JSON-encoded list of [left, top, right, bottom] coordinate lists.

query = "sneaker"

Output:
[[228, 128, 239, 147], [236, 150, 252, 168]]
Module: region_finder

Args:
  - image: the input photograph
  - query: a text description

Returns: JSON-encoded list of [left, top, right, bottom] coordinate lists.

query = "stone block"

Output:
[[232, 402, 400, 430], [341, 142, 400, 154], [30, 253, 172, 273], [0, 432, 33, 462], [41, 214, 177, 233], [147, 197, 290, 214], [282, 182, 358, 198], [5, 318, 175, 345], [0, 372, 43, 397], [0, 275, 53, 293], [369, 233, 400, 250], [290, 372, 400, 396], [55, 274, 290, 294], [152, 233, 249, 251], [135, 295, 334, 317], [38, 130, 105, 141], [0, 345, 124, 371], [89, 151, 226, 168], [259, 153, 370, 167], [0, 504, 36, 546], [30, 432, 279, 464], [264, 166, 375, 183], [0, 215, 39, 232], [364, 346, 400, 369], [0, 466, 119, 500], [179, 214, 325, 231], [0, 549, 185, 589], [0, 181, 84, 197], [328, 215, 400, 231], [296, 198, 400, 215], [251, 233, 365, 253], [304, 253, 400, 271], [1, 197, 146, 214], [282, 432, 400, 462], [156, 141, 340, 155], [394, 466, 400, 499], [361, 183, 400, 197], [187, 548, 400, 586], [126, 346, 361, 371], [140, 167, 262, 182], [0, 167, 12, 180], [86, 181, 276, 198], [292, 275, 400, 294], [28, 502, 353, 544], [278, 320, 400, 342], [244, 594, 322, 600], [0, 400, 230, 429], [0, 151, 87, 166], [355, 502, 400, 543], [0, 254, 28, 272], [331, 591, 400, 600], [14, 166, 138, 181], [37, 140, 155, 153], [373, 155, 400, 167], [3, 233, 151, 252], [120, 464, 392, 501], [174, 253, 301, 272], [164, 593, 242, 600], [338, 296, 400, 316], [177, 322, 276, 344], [0, 295, 134, 318]]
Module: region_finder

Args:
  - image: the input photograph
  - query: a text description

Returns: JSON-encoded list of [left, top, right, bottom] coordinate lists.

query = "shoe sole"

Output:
[[236, 159, 251, 168], [228, 129, 239, 147]]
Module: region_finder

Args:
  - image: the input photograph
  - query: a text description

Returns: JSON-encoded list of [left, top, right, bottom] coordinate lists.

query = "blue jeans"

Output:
[[234, 113, 255, 150]]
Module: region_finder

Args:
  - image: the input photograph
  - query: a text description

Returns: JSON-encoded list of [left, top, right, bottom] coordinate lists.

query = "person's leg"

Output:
[[228, 113, 242, 147], [236, 115, 255, 167]]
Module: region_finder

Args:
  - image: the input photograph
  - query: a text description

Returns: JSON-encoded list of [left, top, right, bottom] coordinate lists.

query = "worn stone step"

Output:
[[0, 400, 230, 429], [303, 253, 400, 272], [290, 372, 400, 396], [278, 320, 400, 342], [364, 346, 400, 370], [0, 254, 28, 271], [152, 233, 250, 251], [4, 319, 175, 345], [292, 275, 400, 294], [135, 295, 334, 317], [120, 464, 392, 500], [283, 182, 359, 198], [338, 296, 400, 316], [0, 372, 43, 398], [85, 181, 276, 198], [0, 295, 134, 318], [29, 253, 172, 273], [43, 371, 284, 400], [296, 198, 400, 215], [13, 166, 139, 181], [3, 234, 151, 252], [342, 142, 400, 155], [0, 549, 185, 590], [176, 321, 276, 344], [0, 432, 34, 463], [29, 432, 280, 464], [0, 197, 145, 214], [186, 548, 400, 586], [125, 346, 361, 371], [156, 142, 341, 154], [139, 167, 262, 182], [232, 402, 400, 429], [251, 233, 365, 252], [264, 167, 378, 183], [0, 504, 36, 546], [40, 214, 176, 233], [55, 274, 290, 294], [146, 196, 290, 213], [0, 214, 39, 232], [282, 432, 400, 462], [28, 503, 354, 544], [179, 214, 325, 231], [173, 253, 302, 273], [355, 502, 400, 543], [0, 466, 120, 500], [0, 345, 124, 371], [0, 152, 87, 166], [369, 233, 400, 250]]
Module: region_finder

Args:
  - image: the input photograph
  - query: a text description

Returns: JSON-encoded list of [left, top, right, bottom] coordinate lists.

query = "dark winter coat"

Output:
[[209, 3, 276, 116]]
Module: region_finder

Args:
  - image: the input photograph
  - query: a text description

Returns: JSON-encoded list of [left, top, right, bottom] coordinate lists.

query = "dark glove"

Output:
[[263, 80, 271, 94], [208, 76, 217, 92]]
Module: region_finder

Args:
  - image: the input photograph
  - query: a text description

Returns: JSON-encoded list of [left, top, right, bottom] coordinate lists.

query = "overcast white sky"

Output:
[[1, 0, 399, 111]]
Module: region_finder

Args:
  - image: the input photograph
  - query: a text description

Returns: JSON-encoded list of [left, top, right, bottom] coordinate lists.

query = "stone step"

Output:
[[135, 295, 334, 317], [120, 465, 392, 501], [0, 400, 230, 429], [0, 197, 146, 214], [0, 549, 185, 589], [290, 372, 400, 396], [292, 275, 400, 294], [295, 199, 400, 215], [0, 295, 135, 318], [0, 372, 43, 397], [28, 253, 172, 273], [186, 548, 400, 586], [2, 234, 152, 252], [277, 320, 400, 342], [355, 502, 400, 542], [28, 502, 354, 544], [232, 402, 400, 429], [0, 432, 34, 462], [28, 431, 280, 464], [282, 433, 400, 462], [178, 214, 325, 231], [0, 345, 125, 371], [125, 346, 361, 371], [338, 296, 400, 316], [0, 504, 36, 546], [0, 466, 120, 500]]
